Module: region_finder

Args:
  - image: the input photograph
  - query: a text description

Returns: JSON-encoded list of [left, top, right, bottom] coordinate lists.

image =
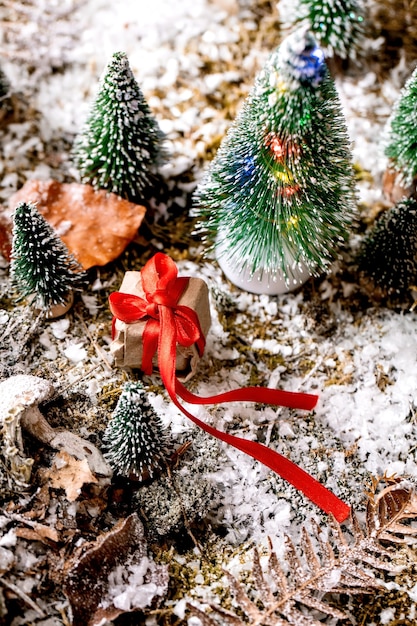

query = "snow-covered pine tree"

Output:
[[10, 202, 85, 311], [278, 0, 365, 60], [357, 197, 417, 296], [193, 28, 357, 294], [72, 51, 166, 203], [302, 0, 364, 59], [103, 381, 170, 480], [385, 64, 417, 188]]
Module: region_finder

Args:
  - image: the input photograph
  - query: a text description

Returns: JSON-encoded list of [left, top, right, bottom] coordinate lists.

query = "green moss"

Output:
[[350, 589, 416, 625]]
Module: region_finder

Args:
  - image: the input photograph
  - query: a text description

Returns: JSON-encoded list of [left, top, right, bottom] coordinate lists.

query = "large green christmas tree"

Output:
[[289, 0, 365, 59], [10, 202, 85, 311], [357, 197, 417, 296], [103, 381, 170, 480], [193, 28, 357, 293], [385, 64, 417, 187], [72, 51, 166, 203]]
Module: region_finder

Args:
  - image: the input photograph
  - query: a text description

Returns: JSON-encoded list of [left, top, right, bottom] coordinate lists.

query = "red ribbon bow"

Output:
[[109, 253, 350, 522]]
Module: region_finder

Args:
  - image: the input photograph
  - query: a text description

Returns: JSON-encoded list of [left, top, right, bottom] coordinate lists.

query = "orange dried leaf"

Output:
[[8, 180, 146, 269]]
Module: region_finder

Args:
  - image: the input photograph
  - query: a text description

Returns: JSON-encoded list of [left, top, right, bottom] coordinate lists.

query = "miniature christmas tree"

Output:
[[287, 0, 366, 59], [72, 51, 166, 203], [10, 202, 85, 311], [385, 64, 417, 187], [103, 381, 170, 480], [357, 197, 417, 296], [193, 28, 357, 294]]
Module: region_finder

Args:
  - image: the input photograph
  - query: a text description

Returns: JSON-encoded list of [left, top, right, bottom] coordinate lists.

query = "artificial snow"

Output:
[[102, 558, 168, 611], [50, 318, 70, 339], [379, 607, 396, 624], [0, 521, 15, 541], [63, 341, 87, 363]]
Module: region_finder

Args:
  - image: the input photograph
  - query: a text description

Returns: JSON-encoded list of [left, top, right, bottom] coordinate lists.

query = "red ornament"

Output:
[[265, 132, 301, 162], [280, 184, 301, 197]]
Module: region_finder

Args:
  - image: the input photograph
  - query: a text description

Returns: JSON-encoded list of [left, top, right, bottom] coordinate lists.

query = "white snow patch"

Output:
[[63, 342, 87, 363], [0, 528, 17, 548], [379, 607, 395, 624], [81, 293, 100, 315], [50, 318, 70, 339], [102, 558, 167, 611]]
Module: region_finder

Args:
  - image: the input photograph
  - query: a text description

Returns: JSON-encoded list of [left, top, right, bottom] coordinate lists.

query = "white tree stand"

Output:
[[216, 243, 313, 295]]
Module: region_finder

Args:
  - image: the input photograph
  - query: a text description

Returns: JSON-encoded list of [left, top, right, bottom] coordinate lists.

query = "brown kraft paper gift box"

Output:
[[110, 270, 211, 381]]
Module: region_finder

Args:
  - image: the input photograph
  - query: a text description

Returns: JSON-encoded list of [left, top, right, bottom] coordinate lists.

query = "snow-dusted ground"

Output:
[[2, 0, 417, 624]]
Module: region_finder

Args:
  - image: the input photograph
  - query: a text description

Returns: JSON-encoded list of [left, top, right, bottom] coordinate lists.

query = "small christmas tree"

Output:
[[72, 51, 166, 203], [193, 28, 357, 294], [385, 64, 417, 187], [103, 382, 170, 480], [357, 197, 417, 296], [286, 0, 366, 60], [10, 202, 85, 311]]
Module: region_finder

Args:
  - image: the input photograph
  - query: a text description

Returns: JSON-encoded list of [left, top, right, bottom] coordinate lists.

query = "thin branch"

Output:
[[0, 577, 46, 617]]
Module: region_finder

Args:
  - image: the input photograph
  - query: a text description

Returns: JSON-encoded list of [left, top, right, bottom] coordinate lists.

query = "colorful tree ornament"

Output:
[[193, 28, 357, 294], [357, 197, 417, 297], [72, 51, 166, 203], [384, 64, 417, 188], [278, 0, 366, 60], [103, 381, 170, 480], [10, 202, 85, 313]]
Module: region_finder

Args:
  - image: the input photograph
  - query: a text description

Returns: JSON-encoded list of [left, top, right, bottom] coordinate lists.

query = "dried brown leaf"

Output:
[[14, 523, 59, 543], [367, 479, 417, 544], [267, 537, 288, 599], [4, 511, 60, 543], [63, 513, 168, 626], [48, 450, 98, 502], [300, 527, 321, 574]]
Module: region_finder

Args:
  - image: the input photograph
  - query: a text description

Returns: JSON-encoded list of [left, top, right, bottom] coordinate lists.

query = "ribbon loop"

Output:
[[109, 253, 350, 523]]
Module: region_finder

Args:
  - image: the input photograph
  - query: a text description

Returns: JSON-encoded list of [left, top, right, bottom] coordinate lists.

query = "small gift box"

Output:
[[110, 268, 211, 381]]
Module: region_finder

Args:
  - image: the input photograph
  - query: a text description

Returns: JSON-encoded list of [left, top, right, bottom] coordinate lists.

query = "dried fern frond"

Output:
[[188, 478, 417, 625]]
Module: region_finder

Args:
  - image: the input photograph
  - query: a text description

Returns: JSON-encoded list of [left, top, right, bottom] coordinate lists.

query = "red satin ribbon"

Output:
[[109, 253, 350, 523]]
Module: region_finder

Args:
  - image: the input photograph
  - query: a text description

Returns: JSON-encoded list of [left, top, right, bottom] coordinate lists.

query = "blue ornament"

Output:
[[241, 155, 256, 178], [279, 30, 326, 88], [296, 44, 325, 86], [229, 155, 256, 194]]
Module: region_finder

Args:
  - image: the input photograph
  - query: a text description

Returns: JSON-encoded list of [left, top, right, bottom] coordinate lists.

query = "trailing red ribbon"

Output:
[[109, 253, 350, 523]]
